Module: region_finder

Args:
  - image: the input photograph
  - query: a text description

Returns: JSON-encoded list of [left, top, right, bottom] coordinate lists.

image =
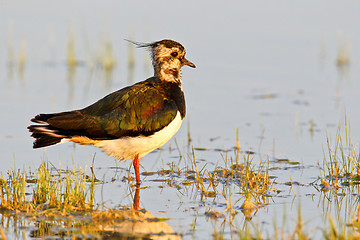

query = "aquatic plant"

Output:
[[0, 157, 96, 213], [322, 115, 360, 188]]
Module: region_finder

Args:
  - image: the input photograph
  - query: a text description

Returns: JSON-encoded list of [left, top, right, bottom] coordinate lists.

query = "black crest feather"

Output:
[[124, 39, 158, 48], [124, 39, 184, 50]]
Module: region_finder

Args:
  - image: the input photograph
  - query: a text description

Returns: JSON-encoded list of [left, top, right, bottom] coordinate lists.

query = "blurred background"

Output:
[[1, 0, 359, 167], [0, 1, 359, 237]]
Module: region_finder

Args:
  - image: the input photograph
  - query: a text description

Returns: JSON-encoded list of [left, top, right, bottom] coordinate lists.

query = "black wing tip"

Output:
[[28, 117, 63, 149], [31, 136, 62, 149], [32, 142, 44, 149], [30, 113, 55, 123]]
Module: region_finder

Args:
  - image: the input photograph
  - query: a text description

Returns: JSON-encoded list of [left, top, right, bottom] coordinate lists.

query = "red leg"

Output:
[[133, 186, 140, 210], [133, 154, 141, 186]]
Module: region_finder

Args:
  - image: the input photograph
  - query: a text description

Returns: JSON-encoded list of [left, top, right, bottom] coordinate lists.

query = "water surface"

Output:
[[1, 1, 360, 239]]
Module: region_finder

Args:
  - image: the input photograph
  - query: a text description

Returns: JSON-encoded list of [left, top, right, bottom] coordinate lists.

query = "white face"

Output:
[[153, 45, 185, 71], [147, 40, 195, 81]]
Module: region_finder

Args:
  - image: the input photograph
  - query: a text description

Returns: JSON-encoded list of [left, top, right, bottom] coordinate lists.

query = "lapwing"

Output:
[[28, 39, 196, 186]]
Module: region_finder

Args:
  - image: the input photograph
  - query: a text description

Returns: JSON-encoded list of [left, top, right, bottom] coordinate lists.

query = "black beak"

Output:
[[182, 58, 196, 68]]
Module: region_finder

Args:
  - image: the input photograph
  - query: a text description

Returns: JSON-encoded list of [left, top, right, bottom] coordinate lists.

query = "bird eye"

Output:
[[171, 52, 178, 57]]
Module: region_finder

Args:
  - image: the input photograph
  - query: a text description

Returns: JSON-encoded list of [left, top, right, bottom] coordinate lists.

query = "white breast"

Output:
[[95, 111, 183, 160]]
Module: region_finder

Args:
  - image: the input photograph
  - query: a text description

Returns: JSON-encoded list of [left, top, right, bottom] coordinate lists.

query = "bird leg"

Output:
[[133, 154, 141, 186], [133, 186, 140, 210]]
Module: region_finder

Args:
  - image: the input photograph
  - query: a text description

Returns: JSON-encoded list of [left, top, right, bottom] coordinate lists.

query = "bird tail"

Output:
[[28, 113, 71, 148]]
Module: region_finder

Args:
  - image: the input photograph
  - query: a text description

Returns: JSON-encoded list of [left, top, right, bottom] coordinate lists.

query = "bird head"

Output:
[[127, 39, 195, 81]]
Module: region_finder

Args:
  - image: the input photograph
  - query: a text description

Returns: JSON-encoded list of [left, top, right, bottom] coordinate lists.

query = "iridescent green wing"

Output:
[[47, 79, 178, 139], [87, 81, 178, 138]]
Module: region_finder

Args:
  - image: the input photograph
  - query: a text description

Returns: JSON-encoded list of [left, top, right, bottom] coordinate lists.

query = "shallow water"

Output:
[[1, 0, 360, 239]]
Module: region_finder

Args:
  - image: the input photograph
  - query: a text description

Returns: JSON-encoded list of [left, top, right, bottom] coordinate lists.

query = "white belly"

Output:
[[94, 112, 183, 160]]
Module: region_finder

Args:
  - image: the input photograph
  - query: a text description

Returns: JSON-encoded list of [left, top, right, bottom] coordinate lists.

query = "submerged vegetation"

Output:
[[321, 117, 360, 188], [0, 157, 96, 213], [0, 158, 179, 239], [1, 118, 360, 239], [2, 22, 359, 239], [2, 119, 360, 239], [0, 131, 274, 239], [314, 116, 360, 240]]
